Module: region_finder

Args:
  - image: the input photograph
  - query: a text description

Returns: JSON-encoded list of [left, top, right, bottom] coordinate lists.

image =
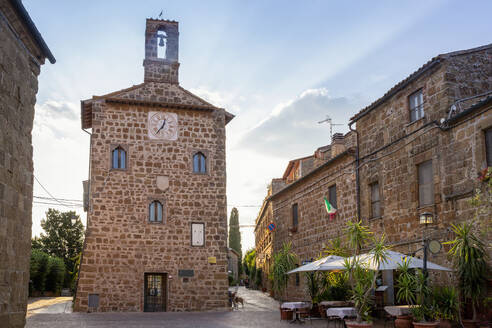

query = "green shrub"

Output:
[[30, 250, 50, 294], [45, 256, 66, 294]]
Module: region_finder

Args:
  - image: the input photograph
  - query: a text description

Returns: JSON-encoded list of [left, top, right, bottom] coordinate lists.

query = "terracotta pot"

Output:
[[394, 315, 413, 328], [462, 319, 478, 328], [345, 321, 373, 328], [438, 319, 453, 328], [310, 304, 320, 317], [280, 308, 293, 320], [412, 322, 439, 328], [319, 305, 327, 318]]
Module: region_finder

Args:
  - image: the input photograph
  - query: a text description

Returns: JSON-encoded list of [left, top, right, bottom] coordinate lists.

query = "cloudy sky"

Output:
[[25, 0, 492, 252]]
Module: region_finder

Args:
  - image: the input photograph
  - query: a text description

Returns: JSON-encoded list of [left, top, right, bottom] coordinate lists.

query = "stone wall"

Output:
[[355, 47, 492, 284], [271, 152, 356, 301], [0, 2, 45, 327], [74, 99, 229, 312]]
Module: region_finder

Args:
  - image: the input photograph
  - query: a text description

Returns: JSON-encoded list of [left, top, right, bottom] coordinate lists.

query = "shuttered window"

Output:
[[370, 182, 381, 218], [328, 185, 337, 209], [409, 90, 424, 122], [486, 128, 492, 167], [418, 160, 434, 206], [292, 203, 298, 228]]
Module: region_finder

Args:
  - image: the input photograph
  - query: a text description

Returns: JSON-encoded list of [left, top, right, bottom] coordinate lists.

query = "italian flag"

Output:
[[324, 197, 337, 221]]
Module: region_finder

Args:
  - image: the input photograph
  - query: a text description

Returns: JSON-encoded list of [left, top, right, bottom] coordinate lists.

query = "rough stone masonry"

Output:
[[74, 18, 234, 312], [0, 0, 54, 327]]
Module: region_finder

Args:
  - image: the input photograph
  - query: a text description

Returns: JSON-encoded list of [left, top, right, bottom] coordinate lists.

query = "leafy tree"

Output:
[[45, 256, 66, 294], [34, 209, 84, 285], [30, 249, 50, 294]]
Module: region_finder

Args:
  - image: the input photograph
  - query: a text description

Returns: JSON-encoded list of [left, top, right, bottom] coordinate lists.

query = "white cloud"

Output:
[[237, 88, 358, 158]]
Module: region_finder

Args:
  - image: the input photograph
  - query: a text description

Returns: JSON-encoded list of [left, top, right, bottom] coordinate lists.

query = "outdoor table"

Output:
[[281, 302, 311, 324], [325, 307, 357, 319], [319, 301, 349, 307], [384, 305, 415, 317]]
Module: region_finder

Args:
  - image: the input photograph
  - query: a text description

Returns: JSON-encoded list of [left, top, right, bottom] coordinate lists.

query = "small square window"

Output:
[[409, 90, 424, 122]]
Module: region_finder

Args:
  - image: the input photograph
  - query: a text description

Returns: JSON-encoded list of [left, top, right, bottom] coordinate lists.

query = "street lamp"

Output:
[[419, 212, 433, 283], [71, 215, 77, 225]]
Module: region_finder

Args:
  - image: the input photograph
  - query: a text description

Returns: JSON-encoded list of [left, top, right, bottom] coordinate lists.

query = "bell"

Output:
[[159, 37, 165, 47]]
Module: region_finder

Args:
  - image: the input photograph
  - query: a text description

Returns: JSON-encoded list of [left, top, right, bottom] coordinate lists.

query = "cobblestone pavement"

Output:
[[229, 286, 280, 311]]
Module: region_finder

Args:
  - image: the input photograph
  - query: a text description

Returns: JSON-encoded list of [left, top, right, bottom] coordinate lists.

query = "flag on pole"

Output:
[[324, 197, 337, 220]]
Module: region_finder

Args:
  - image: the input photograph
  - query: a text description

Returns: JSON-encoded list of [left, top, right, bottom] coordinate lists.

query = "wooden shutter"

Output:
[[418, 161, 433, 206]]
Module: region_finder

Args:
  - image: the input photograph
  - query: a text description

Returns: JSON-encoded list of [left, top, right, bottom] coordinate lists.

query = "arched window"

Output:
[[157, 30, 167, 59], [193, 152, 206, 173], [112, 146, 126, 169], [149, 200, 163, 222]]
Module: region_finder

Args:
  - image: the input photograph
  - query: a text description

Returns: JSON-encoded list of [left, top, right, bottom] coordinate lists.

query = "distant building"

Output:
[[256, 44, 492, 302], [0, 0, 55, 326], [227, 248, 240, 282], [75, 18, 233, 312]]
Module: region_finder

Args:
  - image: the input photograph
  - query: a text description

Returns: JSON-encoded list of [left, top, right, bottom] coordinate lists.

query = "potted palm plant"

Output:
[[410, 270, 439, 328], [271, 242, 297, 320], [343, 220, 389, 328], [445, 223, 488, 328], [395, 258, 416, 328], [433, 286, 459, 328]]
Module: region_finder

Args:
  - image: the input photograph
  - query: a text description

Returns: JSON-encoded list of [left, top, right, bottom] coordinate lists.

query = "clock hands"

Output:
[[156, 119, 166, 134]]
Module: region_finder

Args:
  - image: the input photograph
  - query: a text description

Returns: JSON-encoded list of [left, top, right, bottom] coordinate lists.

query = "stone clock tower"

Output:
[[76, 18, 234, 312]]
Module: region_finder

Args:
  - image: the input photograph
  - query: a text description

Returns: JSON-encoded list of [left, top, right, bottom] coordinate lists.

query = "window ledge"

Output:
[[192, 171, 209, 175], [369, 216, 383, 220], [110, 168, 127, 172], [406, 117, 425, 127]]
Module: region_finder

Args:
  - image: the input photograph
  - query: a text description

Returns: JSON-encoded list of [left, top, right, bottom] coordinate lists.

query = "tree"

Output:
[[228, 207, 242, 274], [228, 207, 242, 256], [34, 209, 84, 285]]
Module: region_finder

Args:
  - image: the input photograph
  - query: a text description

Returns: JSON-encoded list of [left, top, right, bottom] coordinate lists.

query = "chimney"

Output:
[[331, 133, 345, 157]]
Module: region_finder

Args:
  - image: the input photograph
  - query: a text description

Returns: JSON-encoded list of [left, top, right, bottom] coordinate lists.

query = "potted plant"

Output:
[[411, 270, 439, 328], [433, 286, 459, 328], [395, 258, 416, 328], [271, 242, 297, 320], [343, 220, 389, 328], [445, 222, 488, 328], [304, 271, 321, 317]]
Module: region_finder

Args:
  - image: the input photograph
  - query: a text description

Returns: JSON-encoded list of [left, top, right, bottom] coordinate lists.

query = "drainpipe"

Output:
[[349, 121, 361, 220]]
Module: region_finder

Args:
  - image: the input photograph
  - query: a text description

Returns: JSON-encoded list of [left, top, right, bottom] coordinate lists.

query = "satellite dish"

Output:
[[428, 240, 442, 254]]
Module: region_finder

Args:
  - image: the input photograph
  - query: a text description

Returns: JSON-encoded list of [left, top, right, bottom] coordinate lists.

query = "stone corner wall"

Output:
[[0, 3, 45, 328]]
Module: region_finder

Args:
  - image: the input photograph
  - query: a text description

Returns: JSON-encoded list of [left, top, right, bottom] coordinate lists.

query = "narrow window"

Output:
[[418, 160, 434, 206], [370, 182, 381, 218], [149, 201, 163, 222], [292, 203, 298, 228], [486, 128, 492, 167], [112, 146, 126, 169], [328, 185, 337, 209], [193, 152, 207, 173], [191, 222, 205, 247], [409, 90, 424, 122]]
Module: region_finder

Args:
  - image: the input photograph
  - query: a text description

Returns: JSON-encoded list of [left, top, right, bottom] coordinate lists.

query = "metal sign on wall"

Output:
[[178, 269, 194, 277]]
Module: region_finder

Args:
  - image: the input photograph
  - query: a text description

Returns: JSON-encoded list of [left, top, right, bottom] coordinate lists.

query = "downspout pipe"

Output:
[[349, 121, 361, 220]]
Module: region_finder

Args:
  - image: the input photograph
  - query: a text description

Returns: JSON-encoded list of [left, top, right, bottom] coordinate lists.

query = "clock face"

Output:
[[148, 112, 178, 140]]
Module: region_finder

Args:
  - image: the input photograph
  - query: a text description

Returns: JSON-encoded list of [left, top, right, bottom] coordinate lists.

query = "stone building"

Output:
[[256, 133, 357, 300], [256, 44, 492, 302], [351, 44, 492, 277], [0, 0, 55, 326], [75, 18, 234, 312]]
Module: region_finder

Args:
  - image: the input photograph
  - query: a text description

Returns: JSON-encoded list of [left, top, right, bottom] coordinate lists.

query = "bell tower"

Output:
[[143, 18, 179, 84]]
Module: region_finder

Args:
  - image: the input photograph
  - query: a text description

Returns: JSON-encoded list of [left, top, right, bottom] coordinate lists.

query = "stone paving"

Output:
[[25, 288, 385, 327]]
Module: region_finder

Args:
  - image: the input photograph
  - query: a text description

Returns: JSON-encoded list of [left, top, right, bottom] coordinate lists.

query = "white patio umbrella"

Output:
[[287, 255, 344, 274], [318, 250, 452, 271]]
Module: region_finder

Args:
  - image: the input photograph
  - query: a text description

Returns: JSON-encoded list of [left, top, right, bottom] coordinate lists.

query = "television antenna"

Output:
[[318, 115, 344, 139]]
